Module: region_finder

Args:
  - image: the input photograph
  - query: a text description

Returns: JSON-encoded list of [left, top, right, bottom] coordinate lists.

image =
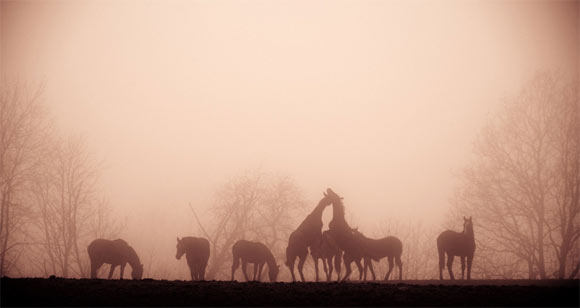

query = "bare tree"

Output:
[[31, 137, 102, 278], [194, 170, 306, 280], [0, 82, 49, 276], [451, 71, 579, 279], [373, 219, 439, 280]]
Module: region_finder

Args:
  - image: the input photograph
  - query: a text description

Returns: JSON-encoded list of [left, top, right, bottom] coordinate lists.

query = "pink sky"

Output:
[[1, 0, 578, 264]]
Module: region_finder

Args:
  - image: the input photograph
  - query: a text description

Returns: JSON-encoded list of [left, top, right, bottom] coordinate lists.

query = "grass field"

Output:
[[1, 278, 578, 307]]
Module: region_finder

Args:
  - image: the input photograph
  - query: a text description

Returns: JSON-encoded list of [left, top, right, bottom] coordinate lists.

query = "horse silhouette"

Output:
[[286, 191, 332, 282], [176, 236, 210, 281], [310, 230, 342, 281], [351, 228, 403, 281], [437, 216, 476, 280], [231, 240, 279, 282], [87, 239, 143, 280]]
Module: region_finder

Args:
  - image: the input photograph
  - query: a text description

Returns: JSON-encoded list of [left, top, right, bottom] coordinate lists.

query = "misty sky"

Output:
[[1, 0, 578, 242]]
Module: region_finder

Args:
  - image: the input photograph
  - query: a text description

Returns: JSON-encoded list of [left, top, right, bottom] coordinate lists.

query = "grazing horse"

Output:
[[176, 237, 210, 281], [351, 229, 403, 281], [286, 191, 333, 282], [88, 239, 143, 280], [310, 230, 343, 281], [231, 240, 279, 282], [437, 216, 476, 280]]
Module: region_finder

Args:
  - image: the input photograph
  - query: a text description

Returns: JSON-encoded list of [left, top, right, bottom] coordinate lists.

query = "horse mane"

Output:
[[126, 245, 141, 267], [333, 197, 345, 218]]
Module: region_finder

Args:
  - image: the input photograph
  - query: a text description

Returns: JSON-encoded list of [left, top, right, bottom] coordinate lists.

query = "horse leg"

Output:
[[253, 263, 258, 281], [196, 262, 203, 280], [119, 263, 126, 280], [396, 256, 403, 280], [325, 257, 332, 282], [201, 260, 208, 280], [362, 258, 368, 281], [231, 256, 239, 281], [287, 255, 297, 282], [335, 253, 342, 282], [242, 261, 250, 282], [108, 264, 116, 279], [342, 258, 352, 282], [314, 256, 320, 282], [438, 247, 445, 280], [460, 256, 466, 279], [189, 264, 197, 281], [90, 262, 102, 279], [297, 255, 306, 282], [385, 257, 393, 281], [467, 255, 473, 280], [446, 254, 455, 280], [355, 259, 364, 281], [258, 263, 264, 282], [368, 258, 377, 281]]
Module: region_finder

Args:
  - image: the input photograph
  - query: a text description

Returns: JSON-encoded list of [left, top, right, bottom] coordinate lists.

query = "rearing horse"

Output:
[[325, 188, 366, 282], [286, 191, 333, 282], [437, 216, 476, 280]]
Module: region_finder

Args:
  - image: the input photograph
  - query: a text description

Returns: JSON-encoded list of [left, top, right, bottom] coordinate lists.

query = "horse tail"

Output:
[[231, 244, 240, 268], [437, 235, 445, 270], [396, 238, 403, 267]]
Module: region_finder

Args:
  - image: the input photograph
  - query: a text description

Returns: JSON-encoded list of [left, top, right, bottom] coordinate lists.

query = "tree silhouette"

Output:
[[451, 71, 579, 279], [194, 170, 306, 280]]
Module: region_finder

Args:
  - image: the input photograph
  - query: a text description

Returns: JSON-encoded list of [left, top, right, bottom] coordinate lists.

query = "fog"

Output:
[[1, 0, 577, 280]]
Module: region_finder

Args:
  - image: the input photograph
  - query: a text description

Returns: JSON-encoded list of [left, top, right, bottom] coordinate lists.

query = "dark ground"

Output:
[[1, 278, 578, 307]]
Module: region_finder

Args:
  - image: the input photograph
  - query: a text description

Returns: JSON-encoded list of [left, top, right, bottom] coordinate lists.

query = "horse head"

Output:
[[269, 264, 280, 282], [325, 188, 344, 203], [176, 237, 185, 260], [132, 263, 144, 280], [463, 216, 474, 236]]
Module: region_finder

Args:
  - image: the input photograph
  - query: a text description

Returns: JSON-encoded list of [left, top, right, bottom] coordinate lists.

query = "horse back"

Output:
[[233, 240, 271, 263], [364, 236, 402, 259], [183, 237, 210, 260], [437, 230, 475, 256], [88, 239, 126, 265]]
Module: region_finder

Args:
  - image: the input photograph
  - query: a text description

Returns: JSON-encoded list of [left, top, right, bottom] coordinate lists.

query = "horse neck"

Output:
[[465, 227, 474, 241], [309, 199, 329, 220], [125, 247, 140, 268], [264, 249, 276, 269], [329, 200, 349, 231]]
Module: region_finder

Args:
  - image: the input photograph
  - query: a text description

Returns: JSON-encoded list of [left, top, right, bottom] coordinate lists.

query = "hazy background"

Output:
[[2, 0, 578, 279]]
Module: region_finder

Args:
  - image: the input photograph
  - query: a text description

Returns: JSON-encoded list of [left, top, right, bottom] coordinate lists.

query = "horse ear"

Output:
[[463, 216, 467, 221], [323, 191, 327, 197], [177, 237, 180, 242], [469, 216, 473, 221]]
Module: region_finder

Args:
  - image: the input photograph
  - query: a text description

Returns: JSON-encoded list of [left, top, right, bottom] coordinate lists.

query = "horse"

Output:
[[231, 240, 279, 282], [176, 236, 210, 281], [437, 216, 476, 280], [87, 239, 143, 280], [310, 230, 343, 281], [350, 229, 403, 281]]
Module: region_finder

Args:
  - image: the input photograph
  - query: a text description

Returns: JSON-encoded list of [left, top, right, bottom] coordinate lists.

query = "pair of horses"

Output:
[[175, 237, 280, 282], [310, 229, 403, 282], [87, 237, 211, 281]]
